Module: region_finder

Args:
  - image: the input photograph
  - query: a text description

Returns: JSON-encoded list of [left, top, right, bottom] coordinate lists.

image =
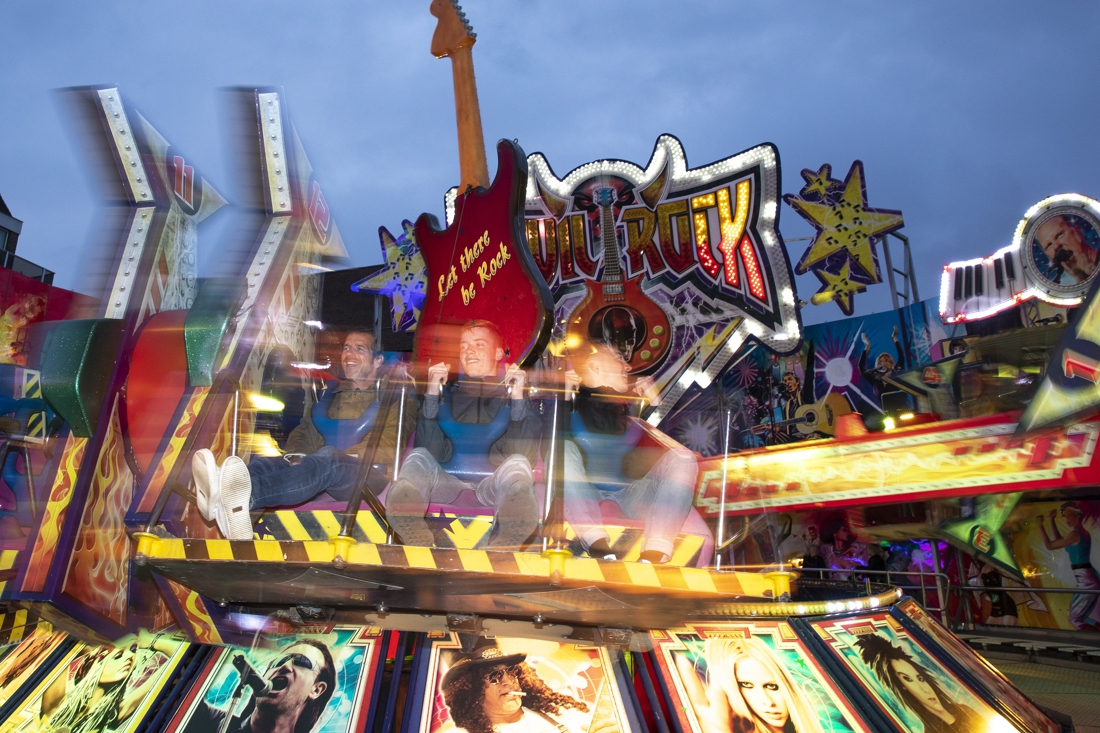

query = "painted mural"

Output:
[[660, 297, 956, 452]]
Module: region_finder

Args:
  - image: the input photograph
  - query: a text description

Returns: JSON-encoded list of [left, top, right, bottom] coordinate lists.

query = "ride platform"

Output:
[[133, 531, 790, 630]]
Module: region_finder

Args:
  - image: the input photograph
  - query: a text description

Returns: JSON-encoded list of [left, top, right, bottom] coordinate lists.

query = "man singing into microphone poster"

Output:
[[182, 640, 334, 733], [172, 629, 378, 733]]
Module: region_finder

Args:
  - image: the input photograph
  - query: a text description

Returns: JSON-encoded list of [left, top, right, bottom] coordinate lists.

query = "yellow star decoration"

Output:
[[799, 164, 835, 200], [353, 220, 426, 331], [810, 260, 865, 314], [787, 161, 904, 280]]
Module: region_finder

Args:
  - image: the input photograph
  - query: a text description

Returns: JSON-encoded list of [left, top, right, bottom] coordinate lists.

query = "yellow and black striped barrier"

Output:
[[255, 509, 708, 567], [134, 532, 784, 630]]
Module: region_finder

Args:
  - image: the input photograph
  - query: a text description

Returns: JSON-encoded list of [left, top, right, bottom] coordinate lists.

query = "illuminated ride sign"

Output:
[[694, 412, 1100, 516], [940, 193, 1100, 323], [486, 134, 803, 422]]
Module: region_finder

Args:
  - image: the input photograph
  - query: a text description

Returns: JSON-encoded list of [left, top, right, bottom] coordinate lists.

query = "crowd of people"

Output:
[[191, 319, 698, 563]]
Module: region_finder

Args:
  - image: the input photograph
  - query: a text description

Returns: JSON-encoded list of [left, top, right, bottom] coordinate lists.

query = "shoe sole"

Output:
[[491, 488, 538, 549], [192, 449, 220, 523], [386, 481, 434, 547], [219, 457, 254, 541]]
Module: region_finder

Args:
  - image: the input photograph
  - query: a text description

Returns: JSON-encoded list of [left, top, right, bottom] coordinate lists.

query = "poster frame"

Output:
[[0, 627, 75, 723], [0, 632, 191, 732], [889, 599, 1058, 733], [161, 624, 384, 733], [649, 620, 874, 733], [406, 632, 643, 733], [802, 611, 1013, 733]]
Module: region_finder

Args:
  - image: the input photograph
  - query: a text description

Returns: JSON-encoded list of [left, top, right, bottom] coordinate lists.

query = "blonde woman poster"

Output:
[[0, 630, 189, 733], [652, 624, 866, 733]]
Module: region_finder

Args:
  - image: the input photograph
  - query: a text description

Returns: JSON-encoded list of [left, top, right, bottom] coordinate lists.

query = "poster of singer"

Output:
[[0, 624, 69, 716], [416, 635, 635, 733], [164, 626, 381, 733], [810, 614, 1002, 733], [650, 622, 867, 733], [0, 631, 188, 733]]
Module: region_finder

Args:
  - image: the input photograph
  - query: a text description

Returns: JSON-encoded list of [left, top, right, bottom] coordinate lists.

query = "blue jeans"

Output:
[[247, 445, 385, 510]]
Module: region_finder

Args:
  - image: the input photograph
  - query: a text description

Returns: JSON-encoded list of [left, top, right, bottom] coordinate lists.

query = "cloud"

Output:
[[0, 0, 1097, 324]]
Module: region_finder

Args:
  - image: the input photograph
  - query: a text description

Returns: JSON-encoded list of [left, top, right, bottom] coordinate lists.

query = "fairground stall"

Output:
[[0, 3, 1086, 732]]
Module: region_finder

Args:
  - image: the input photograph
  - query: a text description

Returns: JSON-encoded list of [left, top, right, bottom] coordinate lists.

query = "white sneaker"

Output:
[[219, 456, 254, 541], [192, 449, 221, 524]]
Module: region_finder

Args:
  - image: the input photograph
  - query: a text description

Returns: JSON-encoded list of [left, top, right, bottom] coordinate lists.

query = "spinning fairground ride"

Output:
[[0, 4, 1086, 733]]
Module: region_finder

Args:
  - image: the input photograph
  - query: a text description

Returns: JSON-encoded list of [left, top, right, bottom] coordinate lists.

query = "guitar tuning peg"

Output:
[[470, 31, 477, 39]]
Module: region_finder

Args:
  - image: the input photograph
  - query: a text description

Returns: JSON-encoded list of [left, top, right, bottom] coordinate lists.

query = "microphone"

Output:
[[233, 654, 272, 697]]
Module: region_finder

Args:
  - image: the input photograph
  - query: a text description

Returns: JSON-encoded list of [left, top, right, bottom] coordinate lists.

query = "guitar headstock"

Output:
[[594, 187, 616, 208], [430, 0, 477, 58]]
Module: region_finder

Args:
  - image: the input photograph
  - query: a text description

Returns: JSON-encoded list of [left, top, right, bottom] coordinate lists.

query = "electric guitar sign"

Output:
[[415, 139, 554, 368], [515, 135, 802, 420]]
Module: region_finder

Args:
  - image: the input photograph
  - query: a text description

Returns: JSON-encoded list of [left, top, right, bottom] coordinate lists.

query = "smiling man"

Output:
[[192, 330, 416, 540], [183, 640, 336, 733], [386, 320, 541, 548]]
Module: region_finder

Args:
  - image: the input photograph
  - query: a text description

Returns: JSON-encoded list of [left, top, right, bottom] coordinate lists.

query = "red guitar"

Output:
[[414, 2, 553, 370], [566, 187, 672, 374]]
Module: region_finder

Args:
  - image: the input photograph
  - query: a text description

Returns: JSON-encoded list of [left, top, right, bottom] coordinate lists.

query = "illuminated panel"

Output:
[[690, 192, 721, 278], [717, 183, 751, 289], [940, 193, 1100, 323], [740, 235, 766, 300]]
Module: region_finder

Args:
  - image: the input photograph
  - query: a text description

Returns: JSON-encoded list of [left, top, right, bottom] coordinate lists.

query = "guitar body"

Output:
[[413, 139, 554, 370], [566, 275, 672, 375], [793, 392, 853, 436]]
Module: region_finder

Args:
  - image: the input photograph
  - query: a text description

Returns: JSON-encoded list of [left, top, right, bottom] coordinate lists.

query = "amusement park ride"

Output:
[[0, 2, 1092, 732]]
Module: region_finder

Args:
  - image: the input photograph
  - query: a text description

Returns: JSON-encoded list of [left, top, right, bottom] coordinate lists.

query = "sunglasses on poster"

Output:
[[268, 653, 316, 673]]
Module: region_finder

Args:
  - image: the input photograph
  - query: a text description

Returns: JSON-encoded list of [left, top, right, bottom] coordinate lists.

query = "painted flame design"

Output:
[[139, 387, 208, 513], [23, 436, 87, 593], [63, 397, 133, 624]]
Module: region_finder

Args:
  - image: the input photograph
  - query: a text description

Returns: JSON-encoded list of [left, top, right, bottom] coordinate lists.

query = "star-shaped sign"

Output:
[[808, 259, 866, 315], [784, 160, 904, 280], [885, 352, 964, 400], [352, 220, 427, 332], [798, 164, 840, 202], [1017, 272, 1100, 437], [939, 492, 1024, 580]]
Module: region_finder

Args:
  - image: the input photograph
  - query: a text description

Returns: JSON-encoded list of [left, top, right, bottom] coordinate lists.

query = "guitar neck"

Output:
[[448, 45, 489, 190], [599, 202, 624, 299]]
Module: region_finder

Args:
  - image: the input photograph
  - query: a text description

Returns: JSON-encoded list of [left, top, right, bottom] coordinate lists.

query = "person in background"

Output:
[[859, 326, 904, 401], [676, 637, 824, 733], [440, 641, 616, 733], [1035, 213, 1099, 284], [183, 639, 336, 733]]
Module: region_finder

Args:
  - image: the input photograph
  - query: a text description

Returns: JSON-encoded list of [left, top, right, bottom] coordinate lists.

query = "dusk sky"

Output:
[[2, 1, 1099, 323]]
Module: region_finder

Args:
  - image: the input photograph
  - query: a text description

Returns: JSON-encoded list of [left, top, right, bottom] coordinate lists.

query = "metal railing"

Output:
[[0, 250, 53, 284], [797, 567, 951, 622], [950, 581, 1100, 631]]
